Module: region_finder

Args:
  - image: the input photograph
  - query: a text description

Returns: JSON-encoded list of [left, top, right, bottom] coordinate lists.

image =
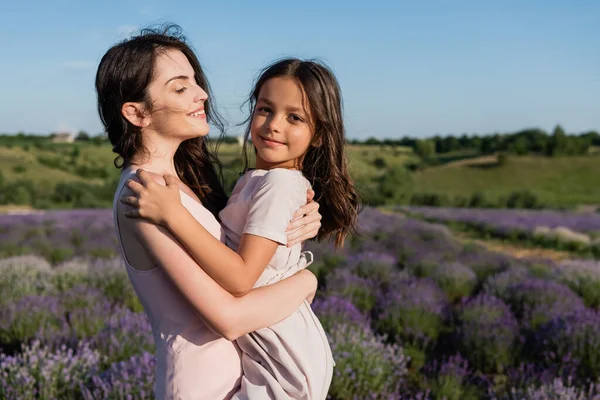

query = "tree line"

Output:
[[350, 125, 600, 158]]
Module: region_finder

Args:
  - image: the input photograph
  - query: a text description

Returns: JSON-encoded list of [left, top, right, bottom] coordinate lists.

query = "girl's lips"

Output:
[[259, 136, 284, 147]]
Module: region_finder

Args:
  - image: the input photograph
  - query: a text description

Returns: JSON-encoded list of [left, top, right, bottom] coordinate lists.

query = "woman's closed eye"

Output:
[[175, 87, 187, 94]]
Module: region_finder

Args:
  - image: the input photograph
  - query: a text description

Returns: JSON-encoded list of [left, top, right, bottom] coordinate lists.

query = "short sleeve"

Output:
[[243, 169, 309, 245]]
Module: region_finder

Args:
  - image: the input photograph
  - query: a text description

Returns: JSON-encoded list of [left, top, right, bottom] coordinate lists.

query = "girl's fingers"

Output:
[[120, 196, 139, 207], [136, 169, 154, 187], [306, 189, 315, 202], [125, 179, 145, 194], [164, 174, 179, 187], [123, 209, 141, 219]]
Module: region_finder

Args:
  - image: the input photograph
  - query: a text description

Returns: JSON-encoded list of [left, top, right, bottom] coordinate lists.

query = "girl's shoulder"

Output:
[[248, 168, 308, 185], [259, 169, 310, 194]]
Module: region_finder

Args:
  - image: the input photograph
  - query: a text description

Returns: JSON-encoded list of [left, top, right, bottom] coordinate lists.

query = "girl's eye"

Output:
[[290, 114, 304, 122], [176, 87, 187, 93], [257, 107, 271, 114]]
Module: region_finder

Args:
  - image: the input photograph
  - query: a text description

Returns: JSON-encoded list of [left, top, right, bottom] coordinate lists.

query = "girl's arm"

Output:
[[118, 191, 317, 341], [122, 170, 314, 296]]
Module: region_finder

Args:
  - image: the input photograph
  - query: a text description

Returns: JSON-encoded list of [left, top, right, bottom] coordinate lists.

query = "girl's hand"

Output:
[[120, 169, 183, 226], [285, 189, 322, 247]]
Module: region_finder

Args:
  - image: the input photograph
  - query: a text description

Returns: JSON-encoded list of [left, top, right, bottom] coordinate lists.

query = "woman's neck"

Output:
[[130, 130, 182, 176]]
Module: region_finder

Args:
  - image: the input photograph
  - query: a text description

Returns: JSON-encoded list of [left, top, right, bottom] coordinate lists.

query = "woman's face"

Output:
[[143, 49, 210, 140]]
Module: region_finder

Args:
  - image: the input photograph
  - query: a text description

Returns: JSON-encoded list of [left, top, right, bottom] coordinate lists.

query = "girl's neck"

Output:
[[255, 157, 303, 171]]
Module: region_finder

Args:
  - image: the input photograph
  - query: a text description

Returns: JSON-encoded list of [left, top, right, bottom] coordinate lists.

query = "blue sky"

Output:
[[0, 0, 598, 139]]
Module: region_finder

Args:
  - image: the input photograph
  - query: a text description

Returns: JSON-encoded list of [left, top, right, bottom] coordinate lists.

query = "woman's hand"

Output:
[[120, 169, 183, 226], [286, 189, 322, 247]]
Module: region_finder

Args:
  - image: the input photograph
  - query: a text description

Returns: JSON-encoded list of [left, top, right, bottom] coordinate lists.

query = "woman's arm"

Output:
[[119, 201, 317, 341]]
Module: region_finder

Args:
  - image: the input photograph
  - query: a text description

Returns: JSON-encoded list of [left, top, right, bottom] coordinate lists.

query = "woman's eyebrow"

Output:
[[164, 75, 189, 86]]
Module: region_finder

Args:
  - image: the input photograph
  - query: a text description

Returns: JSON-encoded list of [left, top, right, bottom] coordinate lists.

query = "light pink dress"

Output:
[[219, 168, 334, 400], [113, 167, 242, 400]]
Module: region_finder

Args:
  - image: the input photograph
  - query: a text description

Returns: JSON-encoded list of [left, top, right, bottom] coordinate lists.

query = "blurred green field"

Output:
[[412, 155, 600, 207], [1, 140, 599, 210]]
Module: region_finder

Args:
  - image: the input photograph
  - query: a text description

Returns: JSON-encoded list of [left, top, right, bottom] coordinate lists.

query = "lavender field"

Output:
[[2, 208, 600, 399], [401, 206, 600, 258]]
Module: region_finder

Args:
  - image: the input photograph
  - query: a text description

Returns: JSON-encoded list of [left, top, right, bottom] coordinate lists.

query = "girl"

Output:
[[99, 26, 324, 400], [123, 58, 360, 399]]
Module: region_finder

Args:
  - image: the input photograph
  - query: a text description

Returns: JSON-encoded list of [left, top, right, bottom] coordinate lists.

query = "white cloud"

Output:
[[62, 61, 96, 71]]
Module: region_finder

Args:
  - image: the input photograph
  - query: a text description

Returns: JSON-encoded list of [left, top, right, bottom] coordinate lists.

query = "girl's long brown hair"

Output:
[[95, 24, 227, 217], [242, 59, 361, 247]]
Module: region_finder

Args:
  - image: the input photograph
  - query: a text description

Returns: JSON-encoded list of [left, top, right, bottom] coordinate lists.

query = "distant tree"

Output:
[[513, 137, 529, 155], [378, 166, 413, 203], [76, 131, 90, 141], [546, 125, 568, 156], [364, 137, 381, 146], [414, 139, 436, 159]]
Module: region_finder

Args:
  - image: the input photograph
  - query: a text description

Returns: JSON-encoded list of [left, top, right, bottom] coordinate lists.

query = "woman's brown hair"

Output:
[[242, 59, 361, 247], [95, 24, 227, 216]]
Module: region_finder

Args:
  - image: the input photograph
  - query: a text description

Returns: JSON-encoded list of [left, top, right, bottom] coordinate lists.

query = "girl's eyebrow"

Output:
[[257, 97, 305, 113]]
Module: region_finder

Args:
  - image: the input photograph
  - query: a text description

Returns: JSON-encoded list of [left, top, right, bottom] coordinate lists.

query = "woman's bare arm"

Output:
[[118, 202, 317, 341]]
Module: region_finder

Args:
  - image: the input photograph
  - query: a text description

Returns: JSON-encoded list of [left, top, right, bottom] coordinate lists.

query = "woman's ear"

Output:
[[122, 102, 149, 128]]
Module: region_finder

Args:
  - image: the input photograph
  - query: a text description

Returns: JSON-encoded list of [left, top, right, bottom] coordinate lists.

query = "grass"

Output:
[[412, 155, 600, 207], [2, 141, 600, 210]]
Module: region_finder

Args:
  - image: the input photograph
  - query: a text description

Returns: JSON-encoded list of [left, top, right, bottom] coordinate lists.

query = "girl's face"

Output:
[[143, 49, 210, 140], [251, 77, 314, 170]]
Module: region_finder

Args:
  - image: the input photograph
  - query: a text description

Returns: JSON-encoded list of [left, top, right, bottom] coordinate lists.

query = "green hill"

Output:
[[412, 154, 600, 208], [1, 139, 599, 210]]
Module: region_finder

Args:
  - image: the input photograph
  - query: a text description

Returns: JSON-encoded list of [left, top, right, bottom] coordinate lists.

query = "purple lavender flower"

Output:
[[327, 323, 408, 400], [375, 278, 448, 350], [0, 340, 101, 400], [402, 206, 600, 236], [0, 209, 117, 263], [0, 255, 55, 304], [491, 377, 600, 400], [502, 279, 585, 329], [555, 259, 600, 308], [429, 262, 477, 302], [325, 269, 378, 314], [312, 295, 371, 333], [424, 354, 474, 400], [83, 352, 155, 400], [536, 308, 600, 380], [457, 295, 521, 373], [91, 309, 153, 367]]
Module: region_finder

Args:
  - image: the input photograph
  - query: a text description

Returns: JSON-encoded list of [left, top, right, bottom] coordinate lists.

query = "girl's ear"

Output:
[[122, 102, 149, 128]]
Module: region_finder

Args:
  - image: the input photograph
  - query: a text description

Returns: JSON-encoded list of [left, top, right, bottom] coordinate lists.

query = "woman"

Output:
[[96, 25, 322, 399]]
